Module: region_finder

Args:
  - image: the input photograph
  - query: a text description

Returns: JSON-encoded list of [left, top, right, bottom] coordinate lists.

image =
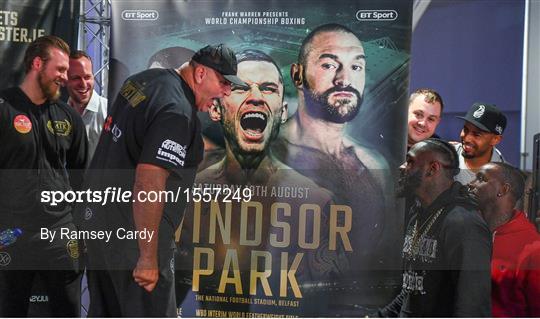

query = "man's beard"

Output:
[[38, 70, 61, 102], [303, 84, 363, 124], [396, 169, 423, 198], [461, 151, 474, 159]]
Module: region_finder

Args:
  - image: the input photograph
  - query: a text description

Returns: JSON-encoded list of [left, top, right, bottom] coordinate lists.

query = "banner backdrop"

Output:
[[110, 0, 412, 316], [0, 0, 80, 89]]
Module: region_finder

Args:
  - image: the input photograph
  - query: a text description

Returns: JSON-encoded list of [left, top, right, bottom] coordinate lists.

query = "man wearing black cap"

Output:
[[453, 102, 507, 185], [77, 44, 245, 317]]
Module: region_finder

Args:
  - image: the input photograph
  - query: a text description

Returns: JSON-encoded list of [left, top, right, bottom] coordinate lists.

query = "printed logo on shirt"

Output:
[[47, 119, 72, 136], [84, 207, 93, 220], [111, 124, 122, 142], [66, 239, 79, 259], [29, 295, 49, 303], [103, 115, 113, 132], [161, 139, 187, 158], [120, 80, 146, 108], [156, 139, 186, 167], [0, 252, 12, 266], [13, 114, 32, 134]]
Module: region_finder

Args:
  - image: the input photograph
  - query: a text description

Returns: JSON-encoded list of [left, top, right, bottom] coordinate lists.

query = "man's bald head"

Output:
[[412, 139, 460, 179], [485, 162, 525, 203]]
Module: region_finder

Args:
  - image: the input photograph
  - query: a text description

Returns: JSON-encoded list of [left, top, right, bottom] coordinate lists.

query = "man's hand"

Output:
[[133, 256, 159, 292], [132, 163, 170, 293]]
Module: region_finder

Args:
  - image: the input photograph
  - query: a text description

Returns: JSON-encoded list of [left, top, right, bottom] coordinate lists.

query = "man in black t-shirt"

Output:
[[0, 36, 87, 317], [77, 44, 245, 317]]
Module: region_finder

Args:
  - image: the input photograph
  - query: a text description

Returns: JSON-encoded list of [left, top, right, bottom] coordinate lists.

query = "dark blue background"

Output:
[[410, 0, 525, 166]]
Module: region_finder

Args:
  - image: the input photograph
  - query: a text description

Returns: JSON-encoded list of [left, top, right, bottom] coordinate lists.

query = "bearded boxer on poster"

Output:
[[272, 23, 395, 290]]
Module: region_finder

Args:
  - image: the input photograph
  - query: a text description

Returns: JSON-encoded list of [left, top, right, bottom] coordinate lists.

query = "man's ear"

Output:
[[280, 101, 288, 124], [194, 64, 206, 84], [427, 161, 442, 177], [209, 100, 222, 122], [500, 182, 511, 197], [490, 134, 503, 146], [32, 56, 43, 71], [290, 63, 304, 88]]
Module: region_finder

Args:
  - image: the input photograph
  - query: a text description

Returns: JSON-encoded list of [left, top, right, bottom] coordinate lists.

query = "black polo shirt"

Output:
[[78, 68, 203, 261]]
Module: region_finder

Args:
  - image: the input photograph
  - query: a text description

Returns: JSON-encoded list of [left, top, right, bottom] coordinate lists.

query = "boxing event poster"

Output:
[[0, 0, 80, 89], [110, 0, 412, 316]]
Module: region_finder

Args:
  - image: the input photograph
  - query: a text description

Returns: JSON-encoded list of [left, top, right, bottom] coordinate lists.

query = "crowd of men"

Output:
[[0, 29, 538, 318]]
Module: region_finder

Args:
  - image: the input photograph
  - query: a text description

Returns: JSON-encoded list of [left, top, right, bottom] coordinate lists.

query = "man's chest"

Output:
[[1, 105, 74, 160]]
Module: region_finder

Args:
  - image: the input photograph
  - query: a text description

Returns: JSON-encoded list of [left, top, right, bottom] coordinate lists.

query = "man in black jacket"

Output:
[[0, 35, 88, 317], [377, 138, 491, 317]]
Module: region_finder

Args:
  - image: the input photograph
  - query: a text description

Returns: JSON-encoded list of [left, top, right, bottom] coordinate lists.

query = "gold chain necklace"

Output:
[[406, 207, 445, 261]]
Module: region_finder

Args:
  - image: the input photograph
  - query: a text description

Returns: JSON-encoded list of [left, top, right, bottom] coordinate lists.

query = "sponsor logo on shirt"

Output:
[[66, 239, 79, 259], [13, 114, 32, 134], [103, 115, 113, 132], [111, 124, 122, 142], [161, 139, 187, 158], [0, 252, 12, 266], [29, 295, 49, 303], [103, 116, 122, 142], [156, 139, 186, 167], [120, 80, 146, 108], [84, 207, 93, 220], [47, 119, 72, 136]]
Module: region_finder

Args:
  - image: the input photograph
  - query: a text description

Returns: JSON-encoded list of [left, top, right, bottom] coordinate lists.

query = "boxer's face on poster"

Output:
[[219, 60, 284, 154], [303, 31, 365, 123]]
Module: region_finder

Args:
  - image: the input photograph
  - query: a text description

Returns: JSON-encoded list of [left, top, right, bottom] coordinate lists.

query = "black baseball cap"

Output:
[[192, 44, 247, 87], [456, 102, 507, 135]]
